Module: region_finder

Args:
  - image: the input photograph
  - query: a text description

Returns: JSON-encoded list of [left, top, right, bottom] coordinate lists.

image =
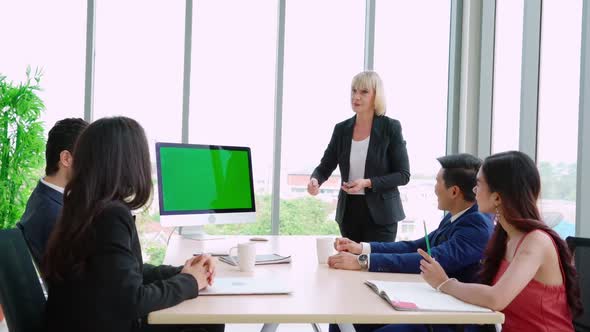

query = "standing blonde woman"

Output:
[[308, 71, 410, 243]]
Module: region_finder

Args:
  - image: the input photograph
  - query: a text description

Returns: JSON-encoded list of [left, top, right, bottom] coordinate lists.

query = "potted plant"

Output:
[[0, 68, 46, 322]]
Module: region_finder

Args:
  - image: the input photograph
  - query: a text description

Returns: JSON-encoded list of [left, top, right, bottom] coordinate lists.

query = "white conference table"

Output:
[[148, 235, 503, 331]]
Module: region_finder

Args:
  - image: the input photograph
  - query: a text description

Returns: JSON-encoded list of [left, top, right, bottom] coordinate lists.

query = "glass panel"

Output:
[[374, 0, 451, 240], [0, 1, 86, 133], [537, 0, 582, 238], [280, 0, 365, 235], [93, 1, 185, 264], [93, 1, 185, 159], [188, 0, 278, 235], [491, 0, 524, 153]]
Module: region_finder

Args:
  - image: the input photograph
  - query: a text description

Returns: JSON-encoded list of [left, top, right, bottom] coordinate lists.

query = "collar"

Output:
[[450, 205, 473, 223], [40, 177, 65, 194]]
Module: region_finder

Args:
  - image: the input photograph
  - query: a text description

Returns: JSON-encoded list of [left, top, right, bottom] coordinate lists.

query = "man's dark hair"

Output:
[[45, 118, 88, 176], [436, 153, 482, 202]]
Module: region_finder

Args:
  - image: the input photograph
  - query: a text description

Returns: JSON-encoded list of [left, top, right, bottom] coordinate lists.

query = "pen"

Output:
[[423, 221, 432, 257]]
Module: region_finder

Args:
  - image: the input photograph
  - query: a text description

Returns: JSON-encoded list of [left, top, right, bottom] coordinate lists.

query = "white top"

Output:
[[40, 177, 65, 194], [348, 136, 370, 195]]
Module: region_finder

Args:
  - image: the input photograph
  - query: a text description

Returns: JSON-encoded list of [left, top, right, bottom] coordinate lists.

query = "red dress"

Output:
[[492, 230, 574, 332]]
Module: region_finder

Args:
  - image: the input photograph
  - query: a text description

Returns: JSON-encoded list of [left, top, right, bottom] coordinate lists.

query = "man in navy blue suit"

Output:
[[17, 118, 88, 264], [327, 153, 493, 332]]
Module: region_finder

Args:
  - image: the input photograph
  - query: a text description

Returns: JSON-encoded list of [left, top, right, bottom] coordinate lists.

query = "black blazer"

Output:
[[45, 202, 198, 332], [17, 181, 63, 264], [311, 115, 410, 225]]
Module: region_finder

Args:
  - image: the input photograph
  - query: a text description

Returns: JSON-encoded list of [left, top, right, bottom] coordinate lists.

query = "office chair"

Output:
[[566, 236, 590, 332], [0, 228, 46, 332]]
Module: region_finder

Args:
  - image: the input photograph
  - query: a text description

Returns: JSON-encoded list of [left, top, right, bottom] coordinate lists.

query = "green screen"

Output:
[[159, 146, 253, 212]]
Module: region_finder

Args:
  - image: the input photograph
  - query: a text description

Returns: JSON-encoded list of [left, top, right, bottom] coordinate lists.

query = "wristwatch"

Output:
[[357, 254, 369, 270]]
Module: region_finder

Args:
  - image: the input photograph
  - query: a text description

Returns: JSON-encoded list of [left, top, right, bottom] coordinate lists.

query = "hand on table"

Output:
[[334, 237, 362, 254], [327, 252, 361, 270]]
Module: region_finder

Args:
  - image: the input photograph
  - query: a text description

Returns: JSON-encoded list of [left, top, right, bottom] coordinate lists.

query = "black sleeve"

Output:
[[91, 205, 199, 320], [311, 124, 340, 185], [370, 119, 410, 192], [143, 264, 183, 284]]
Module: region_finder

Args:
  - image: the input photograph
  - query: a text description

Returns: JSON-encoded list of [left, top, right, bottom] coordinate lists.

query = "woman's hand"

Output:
[[342, 179, 370, 193], [307, 178, 320, 196], [418, 248, 449, 289], [181, 254, 215, 290], [193, 254, 217, 286]]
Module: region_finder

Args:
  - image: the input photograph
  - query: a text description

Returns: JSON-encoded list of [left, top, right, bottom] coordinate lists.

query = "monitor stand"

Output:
[[178, 226, 224, 241]]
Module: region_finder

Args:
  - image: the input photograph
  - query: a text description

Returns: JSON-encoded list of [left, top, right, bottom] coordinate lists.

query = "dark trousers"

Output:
[[135, 324, 225, 332], [338, 194, 397, 243]]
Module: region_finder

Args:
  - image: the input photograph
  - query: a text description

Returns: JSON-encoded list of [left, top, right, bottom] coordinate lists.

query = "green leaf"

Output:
[[0, 70, 46, 230]]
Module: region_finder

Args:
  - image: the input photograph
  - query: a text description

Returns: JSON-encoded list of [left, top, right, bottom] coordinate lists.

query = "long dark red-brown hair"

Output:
[[478, 151, 582, 316]]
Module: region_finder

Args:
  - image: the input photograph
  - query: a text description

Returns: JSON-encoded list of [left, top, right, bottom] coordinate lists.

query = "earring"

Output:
[[494, 206, 501, 224]]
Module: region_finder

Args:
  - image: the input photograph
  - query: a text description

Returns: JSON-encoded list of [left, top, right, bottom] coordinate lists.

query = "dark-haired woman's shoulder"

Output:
[[93, 200, 135, 237]]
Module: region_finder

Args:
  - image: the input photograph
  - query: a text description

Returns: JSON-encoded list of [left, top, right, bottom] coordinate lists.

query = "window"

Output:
[[374, 1, 451, 238], [188, 0, 278, 235], [93, 1, 185, 160], [0, 1, 86, 133], [537, 0, 582, 238], [279, 0, 365, 235], [93, 1, 186, 264], [491, 0, 524, 153]]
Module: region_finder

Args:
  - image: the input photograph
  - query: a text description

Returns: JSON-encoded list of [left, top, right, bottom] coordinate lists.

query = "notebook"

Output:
[[199, 277, 292, 296], [365, 280, 492, 312], [219, 254, 292, 266]]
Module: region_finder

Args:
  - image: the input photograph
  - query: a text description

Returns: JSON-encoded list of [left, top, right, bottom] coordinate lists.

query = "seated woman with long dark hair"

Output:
[[419, 151, 581, 332], [43, 117, 224, 332]]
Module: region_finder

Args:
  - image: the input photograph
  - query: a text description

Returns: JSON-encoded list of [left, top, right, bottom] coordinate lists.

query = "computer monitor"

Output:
[[156, 142, 256, 232]]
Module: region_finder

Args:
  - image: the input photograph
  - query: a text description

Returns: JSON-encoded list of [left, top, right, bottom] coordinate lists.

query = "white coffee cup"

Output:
[[228, 242, 257, 272], [316, 237, 335, 264]]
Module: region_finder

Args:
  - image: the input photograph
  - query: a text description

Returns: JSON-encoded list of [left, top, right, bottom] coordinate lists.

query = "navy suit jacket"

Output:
[[17, 181, 63, 264], [369, 204, 493, 283]]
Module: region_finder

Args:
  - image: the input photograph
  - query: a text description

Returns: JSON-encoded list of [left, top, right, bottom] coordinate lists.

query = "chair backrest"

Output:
[[567, 236, 590, 332], [0, 228, 46, 332]]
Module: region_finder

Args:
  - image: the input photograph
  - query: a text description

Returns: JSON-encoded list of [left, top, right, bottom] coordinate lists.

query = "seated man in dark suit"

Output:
[[17, 118, 88, 264], [328, 153, 493, 332]]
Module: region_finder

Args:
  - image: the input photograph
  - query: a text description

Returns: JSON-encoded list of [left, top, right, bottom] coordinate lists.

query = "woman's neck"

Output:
[[355, 112, 374, 127], [500, 216, 524, 240]]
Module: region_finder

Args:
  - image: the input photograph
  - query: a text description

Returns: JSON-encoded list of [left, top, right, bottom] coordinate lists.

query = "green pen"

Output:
[[423, 221, 432, 256]]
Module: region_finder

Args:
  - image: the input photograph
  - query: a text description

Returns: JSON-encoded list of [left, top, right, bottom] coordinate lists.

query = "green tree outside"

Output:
[[205, 195, 340, 235]]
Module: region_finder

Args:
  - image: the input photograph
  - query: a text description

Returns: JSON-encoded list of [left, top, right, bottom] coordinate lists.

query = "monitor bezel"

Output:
[[156, 142, 256, 216]]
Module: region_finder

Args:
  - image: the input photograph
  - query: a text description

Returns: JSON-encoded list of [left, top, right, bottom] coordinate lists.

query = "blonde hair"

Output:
[[351, 71, 386, 116]]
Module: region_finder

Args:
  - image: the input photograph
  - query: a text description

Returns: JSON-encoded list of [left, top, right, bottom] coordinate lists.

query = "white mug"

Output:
[[228, 242, 257, 272], [316, 237, 335, 264]]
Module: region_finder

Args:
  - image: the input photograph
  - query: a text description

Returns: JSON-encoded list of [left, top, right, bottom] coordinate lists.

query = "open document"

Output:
[[365, 280, 492, 312]]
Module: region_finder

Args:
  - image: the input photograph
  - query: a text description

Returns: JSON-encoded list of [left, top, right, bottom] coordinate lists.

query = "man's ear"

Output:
[[450, 185, 460, 198], [60, 150, 73, 168]]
